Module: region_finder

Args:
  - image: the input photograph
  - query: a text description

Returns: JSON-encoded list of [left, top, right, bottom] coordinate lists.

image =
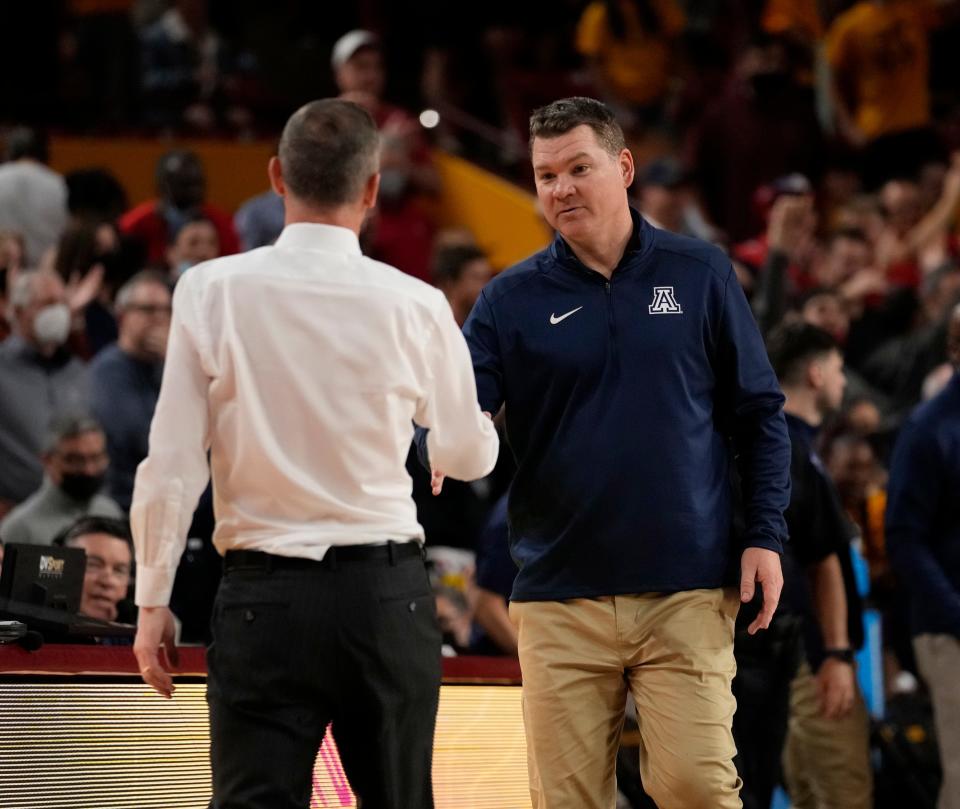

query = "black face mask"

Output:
[[60, 472, 106, 501]]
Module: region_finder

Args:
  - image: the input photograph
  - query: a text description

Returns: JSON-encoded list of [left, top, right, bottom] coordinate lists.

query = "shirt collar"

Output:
[[549, 207, 653, 278], [274, 223, 363, 257]]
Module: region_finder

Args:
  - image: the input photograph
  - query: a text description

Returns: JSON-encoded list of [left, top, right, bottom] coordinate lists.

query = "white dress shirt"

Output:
[[131, 223, 499, 607]]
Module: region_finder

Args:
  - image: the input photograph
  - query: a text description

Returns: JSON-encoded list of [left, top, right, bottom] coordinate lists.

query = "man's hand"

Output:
[[740, 547, 783, 635], [143, 326, 169, 361], [816, 657, 856, 719], [766, 195, 814, 261], [431, 411, 493, 496], [134, 606, 180, 699], [66, 264, 105, 315]]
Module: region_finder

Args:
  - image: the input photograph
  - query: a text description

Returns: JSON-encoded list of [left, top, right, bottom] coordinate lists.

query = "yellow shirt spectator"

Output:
[[826, 0, 938, 142], [576, 0, 685, 108]]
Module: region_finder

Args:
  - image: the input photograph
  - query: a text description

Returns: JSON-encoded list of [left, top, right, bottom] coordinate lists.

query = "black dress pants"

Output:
[[732, 613, 805, 809], [206, 543, 442, 809]]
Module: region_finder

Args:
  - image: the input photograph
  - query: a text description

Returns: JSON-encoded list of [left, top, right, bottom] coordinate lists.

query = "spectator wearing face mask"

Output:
[[165, 214, 220, 280], [0, 269, 91, 516], [0, 417, 122, 547], [332, 30, 441, 282]]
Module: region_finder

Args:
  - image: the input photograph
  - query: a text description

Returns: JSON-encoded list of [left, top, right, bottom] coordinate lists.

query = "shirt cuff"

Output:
[[134, 565, 179, 608], [742, 533, 785, 555]]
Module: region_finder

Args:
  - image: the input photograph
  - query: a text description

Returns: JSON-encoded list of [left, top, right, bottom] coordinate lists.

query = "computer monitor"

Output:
[[0, 543, 86, 613], [0, 543, 134, 640]]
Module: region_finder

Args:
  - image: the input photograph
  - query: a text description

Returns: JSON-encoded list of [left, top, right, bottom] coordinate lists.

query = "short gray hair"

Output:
[[115, 270, 170, 312], [44, 415, 104, 455], [7, 269, 60, 320], [278, 99, 381, 208], [529, 97, 626, 157]]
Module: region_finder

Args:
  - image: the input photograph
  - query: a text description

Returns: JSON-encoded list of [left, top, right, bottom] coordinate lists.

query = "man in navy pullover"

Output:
[[886, 303, 960, 809], [427, 97, 790, 809]]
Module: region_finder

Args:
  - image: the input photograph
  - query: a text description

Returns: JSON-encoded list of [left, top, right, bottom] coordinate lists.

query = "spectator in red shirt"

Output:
[[332, 30, 440, 283], [118, 149, 239, 265]]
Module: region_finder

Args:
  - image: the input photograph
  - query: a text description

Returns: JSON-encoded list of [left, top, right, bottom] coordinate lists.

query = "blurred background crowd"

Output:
[[1, 1, 960, 806]]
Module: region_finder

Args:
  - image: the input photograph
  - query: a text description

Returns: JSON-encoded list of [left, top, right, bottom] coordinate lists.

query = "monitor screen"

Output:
[[0, 544, 86, 613]]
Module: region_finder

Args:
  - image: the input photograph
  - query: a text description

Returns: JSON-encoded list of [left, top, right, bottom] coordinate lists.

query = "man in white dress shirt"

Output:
[[131, 99, 499, 809]]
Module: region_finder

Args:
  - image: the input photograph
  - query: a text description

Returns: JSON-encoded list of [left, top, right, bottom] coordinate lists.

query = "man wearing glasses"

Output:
[[91, 271, 172, 511], [0, 416, 123, 546], [60, 516, 135, 625]]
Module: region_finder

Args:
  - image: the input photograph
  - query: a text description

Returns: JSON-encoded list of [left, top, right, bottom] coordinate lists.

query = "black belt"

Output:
[[224, 540, 423, 572]]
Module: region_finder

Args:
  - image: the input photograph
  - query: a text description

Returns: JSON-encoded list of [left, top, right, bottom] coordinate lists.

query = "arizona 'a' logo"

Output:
[[648, 286, 683, 314]]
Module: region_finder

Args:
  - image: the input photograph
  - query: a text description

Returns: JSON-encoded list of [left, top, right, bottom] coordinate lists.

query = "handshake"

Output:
[[430, 410, 494, 495]]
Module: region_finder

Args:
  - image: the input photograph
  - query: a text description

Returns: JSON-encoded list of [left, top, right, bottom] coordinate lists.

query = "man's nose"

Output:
[[553, 176, 574, 199]]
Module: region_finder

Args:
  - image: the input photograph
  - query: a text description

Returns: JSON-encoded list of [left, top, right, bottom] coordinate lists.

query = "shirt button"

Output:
[[408, 601, 417, 612], [244, 609, 255, 623]]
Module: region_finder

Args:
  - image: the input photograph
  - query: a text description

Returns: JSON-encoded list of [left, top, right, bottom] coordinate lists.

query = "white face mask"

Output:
[[32, 303, 71, 347]]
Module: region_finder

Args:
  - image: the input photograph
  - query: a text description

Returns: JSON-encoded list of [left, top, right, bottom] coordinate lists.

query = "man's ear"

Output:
[[807, 358, 824, 390], [619, 148, 635, 189], [41, 450, 57, 478], [362, 172, 381, 210], [268, 156, 286, 197]]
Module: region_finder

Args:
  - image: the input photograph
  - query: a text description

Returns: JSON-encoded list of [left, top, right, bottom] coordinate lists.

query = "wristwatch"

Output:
[[823, 647, 855, 664]]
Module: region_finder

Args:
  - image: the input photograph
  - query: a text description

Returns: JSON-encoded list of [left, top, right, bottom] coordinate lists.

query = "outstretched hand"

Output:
[[431, 411, 493, 496]]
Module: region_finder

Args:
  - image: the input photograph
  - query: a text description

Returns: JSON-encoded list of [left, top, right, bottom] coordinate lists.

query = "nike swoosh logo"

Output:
[[550, 306, 583, 325]]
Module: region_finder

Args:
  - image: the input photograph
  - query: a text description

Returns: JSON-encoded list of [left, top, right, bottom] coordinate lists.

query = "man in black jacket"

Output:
[[736, 323, 872, 809]]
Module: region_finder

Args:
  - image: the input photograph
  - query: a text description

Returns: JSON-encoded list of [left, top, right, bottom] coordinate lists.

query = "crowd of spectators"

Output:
[[1, 1, 960, 804]]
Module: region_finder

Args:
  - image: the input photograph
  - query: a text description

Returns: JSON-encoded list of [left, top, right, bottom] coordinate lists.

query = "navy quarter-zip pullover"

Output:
[[448, 211, 790, 601]]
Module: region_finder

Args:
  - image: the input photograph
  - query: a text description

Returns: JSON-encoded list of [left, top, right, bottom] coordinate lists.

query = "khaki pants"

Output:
[[781, 661, 872, 809], [915, 634, 960, 809], [510, 589, 743, 809]]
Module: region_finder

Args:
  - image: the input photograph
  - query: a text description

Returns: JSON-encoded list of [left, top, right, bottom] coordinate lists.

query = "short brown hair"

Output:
[[766, 322, 839, 386], [528, 97, 626, 157], [279, 99, 380, 208]]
